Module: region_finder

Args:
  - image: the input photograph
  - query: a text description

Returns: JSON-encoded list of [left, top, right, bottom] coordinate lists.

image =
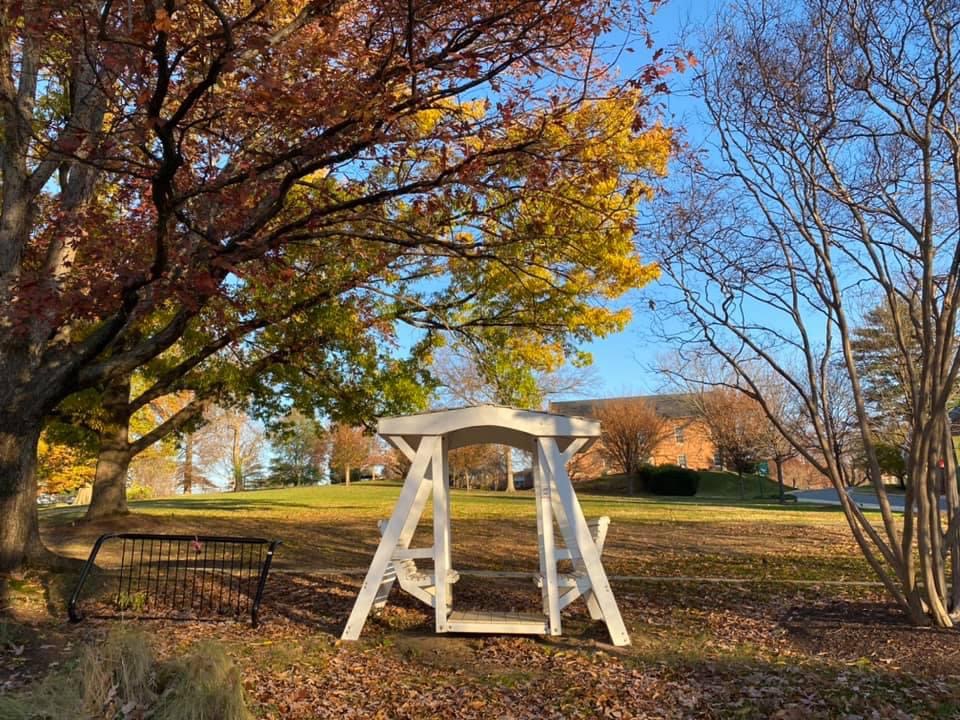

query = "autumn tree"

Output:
[[448, 444, 502, 490], [594, 399, 669, 493], [700, 390, 768, 499], [326, 424, 374, 486], [651, 0, 960, 625], [80, 283, 431, 518], [0, 0, 678, 569], [36, 430, 97, 496]]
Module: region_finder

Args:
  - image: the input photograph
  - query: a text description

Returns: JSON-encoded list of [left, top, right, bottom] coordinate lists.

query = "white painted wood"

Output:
[[387, 435, 418, 462], [539, 438, 631, 646], [441, 435, 453, 607], [373, 566, 397, 607], [390, 547, 434, 560], [379, 405, 600, 442], [341, 437, 435, 640], [532, 442, 548, 616], [446, 610, 549, 634], [344, 404, 629, 645], [374, 519, 453, 608], [535, 440, 562, 636], [533, 516, 609, 614], [432, 435, 451, 632], [372, 464, 434, 607], [560, 436, 590, 460]]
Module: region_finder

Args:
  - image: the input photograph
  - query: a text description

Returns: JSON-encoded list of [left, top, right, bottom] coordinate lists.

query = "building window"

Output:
[[675, 426, 685, 443], [712, 453, 723, 470], [677, 454, 688, 468]]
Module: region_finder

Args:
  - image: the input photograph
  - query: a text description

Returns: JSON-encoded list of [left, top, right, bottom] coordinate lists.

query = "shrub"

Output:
[[127, 483, 155, 501], [79, 627, 157, 713], [643, 465, 699, 496]]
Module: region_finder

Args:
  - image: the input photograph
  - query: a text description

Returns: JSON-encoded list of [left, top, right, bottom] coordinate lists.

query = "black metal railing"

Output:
[[68, 533, 281, 627]]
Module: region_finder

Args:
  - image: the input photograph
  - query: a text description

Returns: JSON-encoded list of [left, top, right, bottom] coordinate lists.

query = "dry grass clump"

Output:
[[153, 641, 252, 720], [0, 628, 249, 720]]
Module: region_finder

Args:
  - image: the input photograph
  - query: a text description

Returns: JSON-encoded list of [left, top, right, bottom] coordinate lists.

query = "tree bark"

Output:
[[232, 425, 243, 492], [182, 433, 195, 495], [776, 458, 785, 504], [504, 447, 515, 492], [0, 419, 46, 571], [86, 373, 132, 520], [344, 463, 351, 486]]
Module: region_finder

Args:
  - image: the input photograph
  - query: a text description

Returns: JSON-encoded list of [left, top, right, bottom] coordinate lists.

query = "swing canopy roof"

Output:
[[377, 404, 601, 453]]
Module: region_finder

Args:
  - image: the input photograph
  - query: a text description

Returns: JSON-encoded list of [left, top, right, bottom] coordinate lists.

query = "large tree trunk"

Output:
[[86, 373, 132, 519], [344, 463, 351, 486], [504, 447, 515, 492], [0, 419, 46, 571]]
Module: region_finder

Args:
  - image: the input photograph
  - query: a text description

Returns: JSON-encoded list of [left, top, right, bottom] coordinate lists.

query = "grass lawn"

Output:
[[2, 483, 959, 719]]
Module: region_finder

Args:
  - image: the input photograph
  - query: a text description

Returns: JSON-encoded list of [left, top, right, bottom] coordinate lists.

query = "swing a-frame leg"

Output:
[[341, 436, 437, 641], [537, 437, 631, 647]]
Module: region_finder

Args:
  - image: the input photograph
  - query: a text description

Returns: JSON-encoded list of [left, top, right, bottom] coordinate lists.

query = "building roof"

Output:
[[549, 393, 702, 420]]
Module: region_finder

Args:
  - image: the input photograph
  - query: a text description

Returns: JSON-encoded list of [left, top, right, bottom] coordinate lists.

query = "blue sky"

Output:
[[389, 0, 722, 403], [570, 0, 717, 399]]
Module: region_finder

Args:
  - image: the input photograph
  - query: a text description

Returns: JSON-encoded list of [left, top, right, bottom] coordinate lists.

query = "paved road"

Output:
[[794, 488, 948, 512]]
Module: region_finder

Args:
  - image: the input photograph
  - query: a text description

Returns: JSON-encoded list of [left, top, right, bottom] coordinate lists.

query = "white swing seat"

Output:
[[533, 516, 610, 589], [375, 520, 460, 608]]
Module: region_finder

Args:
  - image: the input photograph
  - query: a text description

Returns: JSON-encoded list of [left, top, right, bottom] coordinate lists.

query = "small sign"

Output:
[[757, 461, 770, 477]]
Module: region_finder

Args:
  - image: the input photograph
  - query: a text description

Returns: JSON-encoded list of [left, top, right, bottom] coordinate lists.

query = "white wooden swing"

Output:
[[341, 405, 631, 647]]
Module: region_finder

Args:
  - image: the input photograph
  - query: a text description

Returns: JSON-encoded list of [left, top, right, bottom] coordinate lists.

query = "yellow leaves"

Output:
[[37, 433, 96, 495], [503, 334, 565, 374], [408, 98, 488, 135]]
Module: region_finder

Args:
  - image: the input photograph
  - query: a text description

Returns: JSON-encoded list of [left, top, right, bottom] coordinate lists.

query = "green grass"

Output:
[[42, 481, 872, 584]]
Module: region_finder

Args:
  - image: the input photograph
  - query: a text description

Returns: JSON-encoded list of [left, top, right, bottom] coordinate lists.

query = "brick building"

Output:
[[550, 393, 834, 489], [549, 394, 719, 476]]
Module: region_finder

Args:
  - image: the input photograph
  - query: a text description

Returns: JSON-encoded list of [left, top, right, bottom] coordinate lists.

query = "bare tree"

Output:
[[651, 0, 960, 625], [594, 399, 670, 493], [700, 390, 768, 499], [196, 407, 265, 492], [175, 429, 217, 496], [432, 343, 597, 491]]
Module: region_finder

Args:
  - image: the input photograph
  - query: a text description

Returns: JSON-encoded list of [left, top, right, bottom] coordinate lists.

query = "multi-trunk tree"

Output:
[[0, 0, 678, 570], [652, 0, 960, 626]]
